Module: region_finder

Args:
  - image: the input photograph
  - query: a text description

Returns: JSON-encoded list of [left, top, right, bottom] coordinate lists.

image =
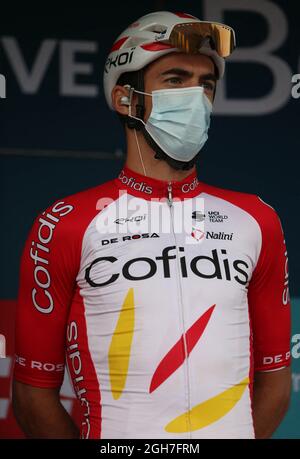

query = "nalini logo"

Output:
[[0, 334, 6, 358], [0, 74, 6, 99]]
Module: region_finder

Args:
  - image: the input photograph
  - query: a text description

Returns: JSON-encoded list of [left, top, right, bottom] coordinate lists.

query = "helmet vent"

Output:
[[125, 36, 150, 47], [144, 24, 167, 34]]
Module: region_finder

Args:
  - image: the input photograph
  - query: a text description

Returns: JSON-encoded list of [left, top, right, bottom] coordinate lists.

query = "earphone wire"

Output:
[[134, 128, 147, 177]]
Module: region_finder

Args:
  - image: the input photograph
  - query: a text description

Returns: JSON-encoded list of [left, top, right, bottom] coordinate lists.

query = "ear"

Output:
[[111, 85, 131, 115]]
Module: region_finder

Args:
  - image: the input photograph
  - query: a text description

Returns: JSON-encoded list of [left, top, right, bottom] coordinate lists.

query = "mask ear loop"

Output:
[[126, 87, 151, 126]]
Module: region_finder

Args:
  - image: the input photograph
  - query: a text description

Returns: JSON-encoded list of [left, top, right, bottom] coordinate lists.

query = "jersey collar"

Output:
[[115, 165, 201, 201]]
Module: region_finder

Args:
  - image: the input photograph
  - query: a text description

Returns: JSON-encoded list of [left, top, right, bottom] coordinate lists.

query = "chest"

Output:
[[78, 195, 261, 302]]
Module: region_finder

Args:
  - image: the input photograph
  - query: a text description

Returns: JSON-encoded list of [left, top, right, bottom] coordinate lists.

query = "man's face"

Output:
[[142, 52, 217, 121]]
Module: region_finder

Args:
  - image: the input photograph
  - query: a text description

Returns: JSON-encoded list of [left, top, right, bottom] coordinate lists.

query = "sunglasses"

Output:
[[167, 21, 236, 57]]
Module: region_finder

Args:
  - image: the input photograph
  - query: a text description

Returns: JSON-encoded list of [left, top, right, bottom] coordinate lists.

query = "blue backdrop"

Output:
[[0, 0, 299, 438]]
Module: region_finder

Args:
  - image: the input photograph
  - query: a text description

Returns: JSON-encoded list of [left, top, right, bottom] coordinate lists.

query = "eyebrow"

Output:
[[160, 67, 193, 77], [160, 68, 217, 82]]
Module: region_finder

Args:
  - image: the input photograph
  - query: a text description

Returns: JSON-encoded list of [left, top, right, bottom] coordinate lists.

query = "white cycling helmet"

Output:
[[103, 11, 236, 109]]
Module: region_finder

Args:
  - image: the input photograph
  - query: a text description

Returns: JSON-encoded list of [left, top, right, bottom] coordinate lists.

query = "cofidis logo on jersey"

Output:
[[283, 239, 290, 306], [30, 201, 74, 314], [118, 170, 153, 194], [85, 246, 249, 288]]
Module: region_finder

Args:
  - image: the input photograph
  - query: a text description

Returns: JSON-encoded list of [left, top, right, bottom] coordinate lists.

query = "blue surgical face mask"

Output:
[[129, 86, 212, 162]]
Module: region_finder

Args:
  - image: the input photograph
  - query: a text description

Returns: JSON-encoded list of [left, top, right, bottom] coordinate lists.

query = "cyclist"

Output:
[[13, 11, 291, 439]]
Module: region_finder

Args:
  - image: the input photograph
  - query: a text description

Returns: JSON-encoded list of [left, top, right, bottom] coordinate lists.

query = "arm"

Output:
[[248, 198, 291, 438], [12, 380, 79, 439], [252, 367, 291, 439], [13, 200, 79, 438]]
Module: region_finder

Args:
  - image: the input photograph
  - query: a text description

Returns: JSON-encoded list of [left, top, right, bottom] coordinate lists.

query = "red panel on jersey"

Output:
[[149, 305, 215, 393]]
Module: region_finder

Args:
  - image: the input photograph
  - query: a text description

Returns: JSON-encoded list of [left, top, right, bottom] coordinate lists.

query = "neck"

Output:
[[125, 128, 196, 182]]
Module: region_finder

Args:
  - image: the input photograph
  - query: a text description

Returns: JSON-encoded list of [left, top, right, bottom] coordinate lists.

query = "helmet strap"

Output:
[[125, 70, 145, 131], [135, 70, 145, 126], [141, 126, 199, 171]]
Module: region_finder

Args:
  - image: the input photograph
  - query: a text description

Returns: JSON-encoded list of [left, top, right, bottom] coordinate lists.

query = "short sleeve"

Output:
[[13, 200, 79, 388], [248, 199, 291, 372]]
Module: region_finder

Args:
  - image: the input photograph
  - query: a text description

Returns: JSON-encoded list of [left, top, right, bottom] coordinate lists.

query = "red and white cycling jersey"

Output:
[[14, 166, 291, 439]]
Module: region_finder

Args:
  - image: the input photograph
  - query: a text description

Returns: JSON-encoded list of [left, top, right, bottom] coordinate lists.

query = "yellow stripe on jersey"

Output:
[[108, 288, 135, 400], [165, 376, 250, 433]]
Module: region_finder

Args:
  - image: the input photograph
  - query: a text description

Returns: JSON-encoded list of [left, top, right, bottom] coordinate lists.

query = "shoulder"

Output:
[[28, 178, 120, 247], [51, 178, 119, 210], [42, 178, 119, 221], [200, 181, 283, 237]]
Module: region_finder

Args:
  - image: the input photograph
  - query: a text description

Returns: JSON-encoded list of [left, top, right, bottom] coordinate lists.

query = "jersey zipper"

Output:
[[167, 182, 173, 207], [167, 181, 192, 437]]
